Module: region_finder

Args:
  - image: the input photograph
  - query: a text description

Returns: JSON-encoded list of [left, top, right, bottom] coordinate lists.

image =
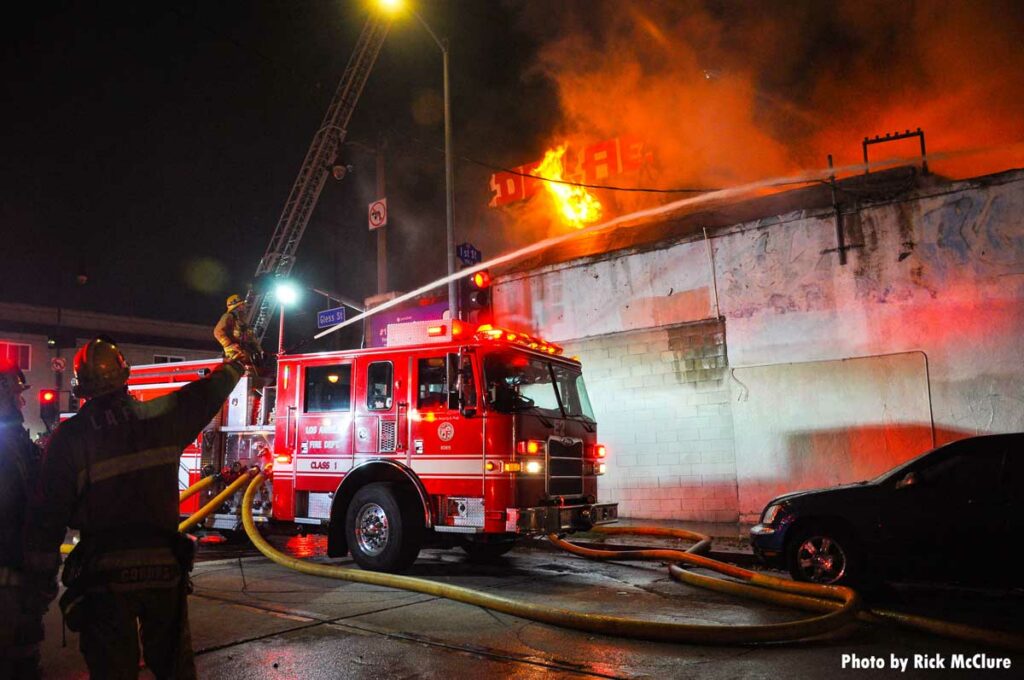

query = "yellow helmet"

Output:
[[73, 336, 131, 399], [226, 294, 246, 311]]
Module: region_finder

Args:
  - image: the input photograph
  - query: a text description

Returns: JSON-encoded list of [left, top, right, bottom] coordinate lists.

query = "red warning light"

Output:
[[39, 389, 57, 403], [471, 271, 491, 289]]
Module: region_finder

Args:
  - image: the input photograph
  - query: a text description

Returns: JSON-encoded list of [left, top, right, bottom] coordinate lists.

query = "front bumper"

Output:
[[750, 523, 787, 567], [506, 502, 618, 534]]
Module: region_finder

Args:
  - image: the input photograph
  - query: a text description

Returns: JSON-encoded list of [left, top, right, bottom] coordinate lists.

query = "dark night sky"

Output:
[[1, 0, 559, 337], [4, 0, 1022, 347]]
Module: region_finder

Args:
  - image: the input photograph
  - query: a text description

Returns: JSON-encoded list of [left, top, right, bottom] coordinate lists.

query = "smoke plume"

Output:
[[491, 0, 1024, 234]]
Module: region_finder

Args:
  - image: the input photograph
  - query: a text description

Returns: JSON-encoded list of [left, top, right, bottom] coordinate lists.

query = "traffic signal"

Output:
[[39, 388, 59, 429], [460, 270, 492, 323]]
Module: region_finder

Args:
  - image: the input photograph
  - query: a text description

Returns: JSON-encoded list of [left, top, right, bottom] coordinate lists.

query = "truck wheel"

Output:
[[461, 536, 517, 562], [345, 482, 423, 573]]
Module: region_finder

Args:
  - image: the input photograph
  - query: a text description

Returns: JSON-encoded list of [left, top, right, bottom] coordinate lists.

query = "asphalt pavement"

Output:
[[35, 533, 1022, 679]]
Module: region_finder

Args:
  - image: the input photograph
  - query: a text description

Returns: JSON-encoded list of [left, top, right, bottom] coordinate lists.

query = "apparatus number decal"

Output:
[[437, 422, 455, 442]]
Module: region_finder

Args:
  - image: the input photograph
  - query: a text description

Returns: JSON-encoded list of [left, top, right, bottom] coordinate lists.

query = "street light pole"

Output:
[[278, 305, 286, 355], [412, 10, 458, 319]]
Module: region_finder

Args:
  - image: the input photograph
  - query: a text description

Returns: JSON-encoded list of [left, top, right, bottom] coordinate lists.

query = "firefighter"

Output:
[[214, 294, 262, 371], [22, 336, 245, 679], [0, 361, 43, 679]]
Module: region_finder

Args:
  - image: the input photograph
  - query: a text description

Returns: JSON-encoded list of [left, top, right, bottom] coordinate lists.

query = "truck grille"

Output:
[[380, 420, 397, 452], [547, 437, 583, 496]]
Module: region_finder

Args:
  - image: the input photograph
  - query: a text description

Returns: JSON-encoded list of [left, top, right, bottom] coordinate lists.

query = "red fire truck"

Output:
[[127, 320, 618, 572]]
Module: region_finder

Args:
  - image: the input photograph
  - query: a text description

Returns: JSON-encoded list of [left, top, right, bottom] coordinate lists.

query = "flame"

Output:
[[535, 144, 602, 228]]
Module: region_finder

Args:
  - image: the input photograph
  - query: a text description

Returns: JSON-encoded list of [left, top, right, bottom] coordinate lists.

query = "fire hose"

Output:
[[178, 469, 258, 533], [233, 472, 1022, 649], [237, 471, 859, 644], [55, 470, 1023, 649]]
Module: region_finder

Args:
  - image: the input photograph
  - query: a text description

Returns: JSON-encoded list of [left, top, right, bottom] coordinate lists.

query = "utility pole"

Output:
[[376, 135, 388, 295]]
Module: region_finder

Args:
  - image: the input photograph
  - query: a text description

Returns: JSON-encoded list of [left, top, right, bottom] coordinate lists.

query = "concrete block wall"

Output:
[[563, 318, 739, 521]]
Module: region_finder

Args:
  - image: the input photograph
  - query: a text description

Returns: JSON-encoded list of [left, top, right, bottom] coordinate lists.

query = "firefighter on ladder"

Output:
[[214, 294, 264, 374], [0, 361, 43, 679], [22, 336, 246, 679]]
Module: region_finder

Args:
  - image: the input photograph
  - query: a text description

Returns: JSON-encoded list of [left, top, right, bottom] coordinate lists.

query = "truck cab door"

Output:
[[354, 358, 404, 459], [293, 361, 354, 489], [409, 352, 484, 489]]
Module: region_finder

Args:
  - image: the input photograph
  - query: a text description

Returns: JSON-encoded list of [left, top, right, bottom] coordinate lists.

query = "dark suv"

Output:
[[750, 433, 1022, 585]]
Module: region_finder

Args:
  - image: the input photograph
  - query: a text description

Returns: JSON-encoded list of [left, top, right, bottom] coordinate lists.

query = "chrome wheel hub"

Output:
[[355, 503, 389, 556], [796, 535, 847, 584]]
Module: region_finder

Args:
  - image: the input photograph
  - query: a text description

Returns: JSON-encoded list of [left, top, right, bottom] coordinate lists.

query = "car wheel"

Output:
[[461, 536, 517, 562], [345, 482, 424, 573], [787, 524, 862, 586]]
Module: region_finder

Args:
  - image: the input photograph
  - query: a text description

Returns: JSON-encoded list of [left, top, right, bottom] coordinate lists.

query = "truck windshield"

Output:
[[483, 350, 595, 421]]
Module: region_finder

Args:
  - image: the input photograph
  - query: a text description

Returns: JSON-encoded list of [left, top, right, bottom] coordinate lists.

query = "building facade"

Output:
[[493, 168, 1024, 524], [0, 303, 221, 438]]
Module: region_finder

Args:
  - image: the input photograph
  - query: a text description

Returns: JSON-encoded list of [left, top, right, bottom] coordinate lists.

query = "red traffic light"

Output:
[[471, 271, 491, 289], [39, 389, 57, 404]]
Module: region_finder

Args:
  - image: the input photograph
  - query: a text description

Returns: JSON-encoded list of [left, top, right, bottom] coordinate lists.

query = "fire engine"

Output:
[[128, 319, 618, 572]]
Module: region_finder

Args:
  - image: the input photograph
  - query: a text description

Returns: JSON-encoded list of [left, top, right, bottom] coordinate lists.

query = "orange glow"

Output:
[[427, 324, 446, 337], [451, 320, 465, 337], [485, 461, 496, 472], [275, 455, 292, 464], [423, 411, 436, 423], [596, 444, 607, 458], [526, 440, 540, 454], [471, 271, 491, 288], [535, 144, 602, 228]]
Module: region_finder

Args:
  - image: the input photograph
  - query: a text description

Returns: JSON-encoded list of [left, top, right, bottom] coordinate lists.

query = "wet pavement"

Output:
[[38, 534, 1022, 679]]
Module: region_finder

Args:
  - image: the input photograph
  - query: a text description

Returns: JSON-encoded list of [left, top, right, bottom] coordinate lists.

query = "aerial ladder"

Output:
[[246, 14, 391, 341]]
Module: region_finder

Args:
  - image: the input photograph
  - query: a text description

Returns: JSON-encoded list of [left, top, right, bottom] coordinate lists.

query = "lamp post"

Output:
[[375, 0, 457, 317], [275, 281, 300, 355], [396, 4, 457, 319]]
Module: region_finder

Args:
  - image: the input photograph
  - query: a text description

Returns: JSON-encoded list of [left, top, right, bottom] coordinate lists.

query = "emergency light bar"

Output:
[[385, 319, 565, 356], [475, 324, 564, 355]]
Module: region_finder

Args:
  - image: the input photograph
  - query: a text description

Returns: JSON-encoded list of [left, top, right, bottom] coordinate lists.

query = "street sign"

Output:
[[317, 306, 347, 329], [51, 357, 67, 373], [368, 198, 387, 230], [457, 242, 482, 266]]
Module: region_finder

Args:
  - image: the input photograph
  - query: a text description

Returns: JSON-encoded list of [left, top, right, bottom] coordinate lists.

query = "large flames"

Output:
[[535, 144, 603, 229]]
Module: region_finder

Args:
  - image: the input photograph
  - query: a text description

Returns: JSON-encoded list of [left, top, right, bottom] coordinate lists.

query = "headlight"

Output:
[[524, 460, 543, 475], [761, 504, 783, 524]]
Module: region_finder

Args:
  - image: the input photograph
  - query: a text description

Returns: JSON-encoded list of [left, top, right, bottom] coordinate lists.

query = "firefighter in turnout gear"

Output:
[[214, 294, 263, 373], [0, 361, 43, 679], [22, 337, 244, 679]]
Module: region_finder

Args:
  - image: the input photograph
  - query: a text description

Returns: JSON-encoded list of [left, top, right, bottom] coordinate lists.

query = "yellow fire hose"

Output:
[[239, 471, 859, 644], [178, 469, 259, 533], [559, 526, 1024, 651], [178, 473, 217, 503]]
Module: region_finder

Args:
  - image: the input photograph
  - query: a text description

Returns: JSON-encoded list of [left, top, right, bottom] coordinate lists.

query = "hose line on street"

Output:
[[239, 472, 860, 645], [573, 526, 1024, 651]]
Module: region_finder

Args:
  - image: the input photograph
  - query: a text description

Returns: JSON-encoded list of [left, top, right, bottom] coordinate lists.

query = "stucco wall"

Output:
[[494, 170, 1024, 521]]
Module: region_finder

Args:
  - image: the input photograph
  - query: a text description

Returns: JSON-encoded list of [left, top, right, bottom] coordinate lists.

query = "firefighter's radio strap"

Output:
[[60, 526, 196, 632]]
